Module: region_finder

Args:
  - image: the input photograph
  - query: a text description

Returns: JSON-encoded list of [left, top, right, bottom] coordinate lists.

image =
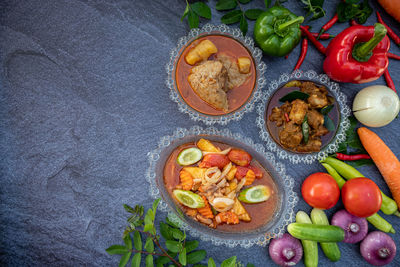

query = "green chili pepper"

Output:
[[254, 6, 304, 57], [302, 115, 309, 144], [321, 163, 346, 189], [321, 157, 400, 217]]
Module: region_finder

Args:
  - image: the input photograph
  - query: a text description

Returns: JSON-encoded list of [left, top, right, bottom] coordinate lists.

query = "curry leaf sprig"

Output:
[[182, 0, 212, 29], [216, 0, 268, 36], [106, 199, 254, 267], [299, 0, 326, 21]]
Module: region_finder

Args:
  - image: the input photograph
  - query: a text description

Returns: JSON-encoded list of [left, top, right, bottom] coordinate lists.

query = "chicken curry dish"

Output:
[[163, 138, 278, 231], [268, 80, 337, 153], [175, 35, 256, 115]]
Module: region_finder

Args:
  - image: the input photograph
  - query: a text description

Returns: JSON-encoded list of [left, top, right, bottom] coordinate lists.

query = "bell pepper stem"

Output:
[[353, 23, 387, 62], [277, 16, 304, 32]]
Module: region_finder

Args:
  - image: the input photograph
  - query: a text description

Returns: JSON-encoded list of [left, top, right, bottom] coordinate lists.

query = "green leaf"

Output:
[[188, 10, 199, 29], [144, 237, 154, 253], [221, 256, 237, 267], [321, 104, 334, 115], [124, 234, 132, 250], [345, 158, 374, 167], [145, 254, 154, 267], [239, 0, 252, 3], [132, 253, 141, 267], [124, 204, 135, 213], [194, 265, 207, 267], [208, 257, 216, 267], [145, 209, 154, 225], [133, 231, 142, 251], [184, 240, 199, 253], [221, 10, 243, 24], [152, 199, 161, 217], [165, 240, 182, 253], [144, 223, 154, 233], [187, 250, 207, 264], [106, 245, 128, 255], [172, 228, 184, 240], [279, 90, 309, 102], [324, 115, 335, 131], [246, 264, 255, 267], [166, 216, 179, 228], [179, 248, 187, 266], [244, 9, 264, 20], [191, 2, 211, 19], [160, 222, 174, 240], [156, 256, 172, 265], [181, 4, 189, 21], [302, 115, 309, 144], [239, 14, 248, 35], [264, 0, 271, 8], [119, 252, 132, 267], [216, 0, 237, 11]]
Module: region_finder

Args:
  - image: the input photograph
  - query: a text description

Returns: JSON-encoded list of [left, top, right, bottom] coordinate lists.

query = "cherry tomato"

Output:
[[341, 178, 382, 218], [301, 172, 340, 209]]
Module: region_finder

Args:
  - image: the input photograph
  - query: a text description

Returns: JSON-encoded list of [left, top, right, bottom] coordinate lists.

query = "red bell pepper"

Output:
[[323, 23, 390, 84]]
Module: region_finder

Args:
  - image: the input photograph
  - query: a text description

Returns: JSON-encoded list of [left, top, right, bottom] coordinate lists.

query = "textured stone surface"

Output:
[[0, 0, 399, 266]]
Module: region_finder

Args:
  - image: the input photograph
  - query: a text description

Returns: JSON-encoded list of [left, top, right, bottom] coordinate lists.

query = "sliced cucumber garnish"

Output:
[[238, 185, 271, 204], [173, 190, 205, 208], [177, 147, 203, 166]]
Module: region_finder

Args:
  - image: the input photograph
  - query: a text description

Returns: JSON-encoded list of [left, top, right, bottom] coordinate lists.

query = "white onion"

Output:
[[353, 85, 399, 127]]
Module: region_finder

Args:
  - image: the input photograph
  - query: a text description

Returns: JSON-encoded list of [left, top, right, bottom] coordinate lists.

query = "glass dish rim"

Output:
[[255, 69, 351, 164], [165, 23, 267, 125], [146, 126, 298, 248]]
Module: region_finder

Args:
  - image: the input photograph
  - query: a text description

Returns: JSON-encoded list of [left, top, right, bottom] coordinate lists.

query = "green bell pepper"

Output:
[[254, 6, 304, 57]]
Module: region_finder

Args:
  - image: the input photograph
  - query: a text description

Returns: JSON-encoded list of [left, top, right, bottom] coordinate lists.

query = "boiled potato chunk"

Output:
[[237, 57, 251, 74], [182, 167, 206, 180], [185, 40, 218, 65], [233, 198, 251, 222], [197, 138, 220, 152]]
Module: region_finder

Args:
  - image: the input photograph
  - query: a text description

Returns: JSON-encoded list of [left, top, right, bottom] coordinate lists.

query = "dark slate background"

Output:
[[0, 0, 399, 266]]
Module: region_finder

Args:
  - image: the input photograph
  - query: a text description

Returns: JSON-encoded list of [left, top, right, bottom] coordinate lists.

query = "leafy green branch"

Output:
[[182, 1, 212, 29], [299, 0, 325, 21], [106, 199, 254, 267]]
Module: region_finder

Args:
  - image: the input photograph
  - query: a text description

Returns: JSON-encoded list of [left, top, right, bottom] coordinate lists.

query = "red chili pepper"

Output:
[[336, 153, 371, 161], [388, 52, 400, 60], [300, 26, 326, 54], [376, 11, 400, 47], [323, 23, 390, 84], [318, 14, 339, 39], [285, 54, 289, 59], [384, 69, 396, 92], [284, 113, 289, 122], [313, 32, 335, 40], [350, 19, 359, 26], [294, 38, 308, 71]]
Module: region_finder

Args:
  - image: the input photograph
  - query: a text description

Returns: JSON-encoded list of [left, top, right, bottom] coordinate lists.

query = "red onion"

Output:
[[360, 231, 396, 266], [331, 209, 368, 243], [269, 233, 303, 266]]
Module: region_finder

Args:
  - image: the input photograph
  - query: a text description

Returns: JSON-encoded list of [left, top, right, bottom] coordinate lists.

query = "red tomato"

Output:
[[199, 154, 230, 169], [341, 178, 382, 218], [301, 173, 340, 209]]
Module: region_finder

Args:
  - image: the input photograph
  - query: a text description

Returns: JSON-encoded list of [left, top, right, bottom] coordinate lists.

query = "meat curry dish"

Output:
[[268, 80, 336, 153], [163, 139, 278, 231], [175, 35, 256, 115]]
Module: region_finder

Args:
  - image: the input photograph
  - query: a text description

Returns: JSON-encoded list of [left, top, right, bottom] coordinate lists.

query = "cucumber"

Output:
[[295, 211, 318, 267], [310, 209, 341, 262], [288, 223, 345, 242]]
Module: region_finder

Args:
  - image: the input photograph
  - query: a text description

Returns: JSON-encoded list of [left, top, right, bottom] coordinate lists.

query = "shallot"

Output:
[[268, 233, 303, 267]]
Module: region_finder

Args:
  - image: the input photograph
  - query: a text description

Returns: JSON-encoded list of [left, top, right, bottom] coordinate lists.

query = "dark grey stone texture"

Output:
[[0, 0, 399, 266]]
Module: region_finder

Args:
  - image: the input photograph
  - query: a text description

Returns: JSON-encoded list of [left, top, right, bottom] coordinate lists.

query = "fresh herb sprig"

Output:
[[217, 0, 267, 36], [106, 199, 254, 267], [299, 0, 325, 21], [182, 1, 212, 29], [336, 0, 372, 24]]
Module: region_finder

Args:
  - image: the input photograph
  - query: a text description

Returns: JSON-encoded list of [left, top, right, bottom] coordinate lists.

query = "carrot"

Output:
[[378, 0, 400, 23], [358, 127, 400, 209], [197, 196, 214, 219]]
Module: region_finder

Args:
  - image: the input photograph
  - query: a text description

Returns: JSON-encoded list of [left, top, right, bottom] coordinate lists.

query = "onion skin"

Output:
[[331, 209, 368, 243], [269, 233, 303, 267], [360, 231, 396, 266], [353, 85, 400, 127]]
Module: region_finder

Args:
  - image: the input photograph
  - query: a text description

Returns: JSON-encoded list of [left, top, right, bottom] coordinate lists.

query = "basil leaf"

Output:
[[221, 10, 243, 24], [324, 115, 335, 131], [119, 252, 132, 267], [185, 240, 199, 253], [187, 250, 207, 264], [132, 253, 141, 267], [188, 9, 199, 29], [133, 231, 142, 251], [191, 2, 212, 19], [179, 248, 187, 266], [145, 254, 154, 267], [106, 245, 128, 255], [239, 14, 248, 35], [216, 0, 237, 11], [181, 4, 189, 21], [244, 9, 264, 20], [208, 258, 217, 267], [221, 256, 237, 267], [321, 104, 334, 115], [279, 91, 309, 102]]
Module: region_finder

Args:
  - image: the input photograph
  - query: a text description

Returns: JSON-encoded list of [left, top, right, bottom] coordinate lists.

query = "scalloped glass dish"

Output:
[[256, 70, 351, 164], [165, 24, 267, 125], [146, 126, 297, 248]]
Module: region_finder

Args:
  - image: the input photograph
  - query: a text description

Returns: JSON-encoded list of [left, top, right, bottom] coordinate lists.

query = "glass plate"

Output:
[[256, 70, 351, 164], [146, 126, 297, 248], [165, 24, 267, 125]]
